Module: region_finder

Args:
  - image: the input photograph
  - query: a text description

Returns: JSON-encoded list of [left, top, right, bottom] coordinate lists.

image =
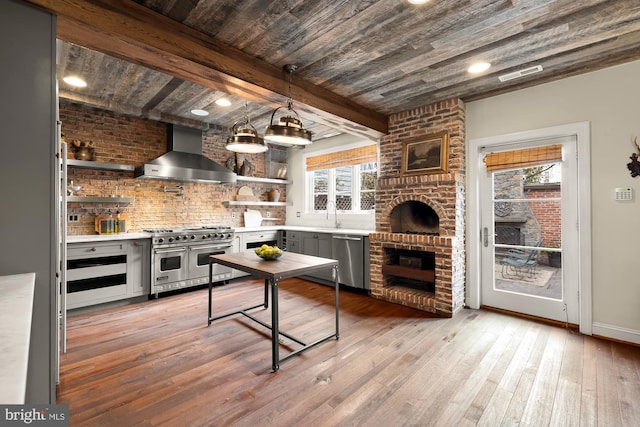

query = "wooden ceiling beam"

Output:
[[26, 0, 387, 140]]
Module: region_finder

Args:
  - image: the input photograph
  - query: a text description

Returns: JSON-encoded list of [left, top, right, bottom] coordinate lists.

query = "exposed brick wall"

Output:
[[61, 102, 286, 234], [372, 99, 466, 316], [525, 185, 561, 247], [381, 98, 466, 178]]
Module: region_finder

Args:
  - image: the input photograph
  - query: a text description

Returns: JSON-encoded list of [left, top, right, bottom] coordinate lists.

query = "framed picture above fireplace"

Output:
[[401, 131, 449, 175]]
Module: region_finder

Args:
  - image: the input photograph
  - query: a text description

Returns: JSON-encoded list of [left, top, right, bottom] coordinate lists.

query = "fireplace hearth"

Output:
[[370, 173, 466, 317], [404, 231, 440, 236], [382, 248, 436, 293]]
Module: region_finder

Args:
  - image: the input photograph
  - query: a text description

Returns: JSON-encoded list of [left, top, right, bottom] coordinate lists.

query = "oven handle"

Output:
[[188, 244, 231, 252], [154, 247, 187, 254]]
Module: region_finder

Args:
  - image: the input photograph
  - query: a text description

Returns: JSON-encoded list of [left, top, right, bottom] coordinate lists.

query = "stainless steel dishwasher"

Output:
[[331, 234, 365, 289]]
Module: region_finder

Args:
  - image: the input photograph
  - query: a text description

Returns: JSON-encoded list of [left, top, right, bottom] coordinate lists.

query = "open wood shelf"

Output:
[[382, 264, 435, 282]]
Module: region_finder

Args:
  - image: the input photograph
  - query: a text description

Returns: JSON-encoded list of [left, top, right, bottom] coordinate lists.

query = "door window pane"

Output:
[[493, 164, 563, 299]]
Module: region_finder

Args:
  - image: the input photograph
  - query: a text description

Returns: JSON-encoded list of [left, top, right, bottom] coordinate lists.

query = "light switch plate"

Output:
[[614, 187, 633, 201]]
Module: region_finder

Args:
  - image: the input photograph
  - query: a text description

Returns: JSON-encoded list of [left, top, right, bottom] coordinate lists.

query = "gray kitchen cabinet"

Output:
[[67, 239, 150, 308], [127, 239, 150, 297], [285, 231, 301, 253], [231, 232, 250, 278], [301, 232, 334, 282]]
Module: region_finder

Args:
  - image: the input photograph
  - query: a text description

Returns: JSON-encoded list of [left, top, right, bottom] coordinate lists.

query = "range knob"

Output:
[[201, 235, 207, 239], [157, 238, 164, 243], [168, 237, 174, 243], [207, 233, 212, 238], [174, 236, 180, 241], [190, 235, 196, 240]]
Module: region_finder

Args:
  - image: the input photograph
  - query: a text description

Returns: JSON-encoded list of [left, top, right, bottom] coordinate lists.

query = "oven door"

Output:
[[188, 243, 233, 283], [153, 246, 187, 287]]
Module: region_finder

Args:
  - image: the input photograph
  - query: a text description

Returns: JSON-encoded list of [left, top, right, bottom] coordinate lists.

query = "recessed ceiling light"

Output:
[[215, 98, 231, 107], [62, 76, 87, 87], [408, 0, 430, 4], [467, 62, 491, 74], [190, 109, 209, 116]]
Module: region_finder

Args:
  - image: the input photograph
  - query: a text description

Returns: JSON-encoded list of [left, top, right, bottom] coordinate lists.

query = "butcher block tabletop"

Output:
[[209, 251, 338, 280]]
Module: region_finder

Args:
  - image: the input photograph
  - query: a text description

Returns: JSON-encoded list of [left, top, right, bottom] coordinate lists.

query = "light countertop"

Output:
[[0, 272, 35, 404], [67, 232, 150, 244], [236, 225, 373, 236], [66, 226, 372, 243]]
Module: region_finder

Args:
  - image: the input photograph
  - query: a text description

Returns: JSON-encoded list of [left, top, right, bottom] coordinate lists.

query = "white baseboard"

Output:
[[592, 322, 640, 345]]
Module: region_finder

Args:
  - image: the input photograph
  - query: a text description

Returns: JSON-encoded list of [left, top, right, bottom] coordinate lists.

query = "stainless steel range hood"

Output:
[[135, 124, 236, 184]]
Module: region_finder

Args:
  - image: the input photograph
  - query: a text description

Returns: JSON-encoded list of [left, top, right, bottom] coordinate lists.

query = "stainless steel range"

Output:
[[144, 226, 235, 297]]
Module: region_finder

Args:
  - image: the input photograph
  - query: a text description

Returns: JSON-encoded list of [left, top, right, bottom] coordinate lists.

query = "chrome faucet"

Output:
[[326, 200, 341, 228]]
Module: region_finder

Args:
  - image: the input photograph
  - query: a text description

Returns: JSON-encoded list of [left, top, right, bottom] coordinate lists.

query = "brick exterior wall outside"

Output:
[[525, 185, 561, 266], [371, 99, 466, 317], [61, 102, 286, 234]]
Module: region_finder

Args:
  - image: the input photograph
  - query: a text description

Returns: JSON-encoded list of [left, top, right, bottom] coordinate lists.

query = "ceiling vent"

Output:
[[499, 65, 544, 82]]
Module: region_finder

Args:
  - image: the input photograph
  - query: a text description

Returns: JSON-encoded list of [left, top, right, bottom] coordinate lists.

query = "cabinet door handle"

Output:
[[483, 227, 489, 247]]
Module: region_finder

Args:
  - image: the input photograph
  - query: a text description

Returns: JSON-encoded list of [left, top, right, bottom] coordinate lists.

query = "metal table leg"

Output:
[[334, 265, 340, 339], [271, 278, 279, 371], [208, 260, 213, 326]]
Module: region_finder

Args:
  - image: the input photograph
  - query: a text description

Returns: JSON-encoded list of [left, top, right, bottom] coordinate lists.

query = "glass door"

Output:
[[480, 136, 579, 323]]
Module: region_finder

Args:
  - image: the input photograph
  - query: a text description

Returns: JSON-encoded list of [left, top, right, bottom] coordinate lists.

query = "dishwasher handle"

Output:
[[331, 235, 362, 241]]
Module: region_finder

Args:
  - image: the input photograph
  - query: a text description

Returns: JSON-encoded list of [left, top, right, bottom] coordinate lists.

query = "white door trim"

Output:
[[467, 121, 592, 335]]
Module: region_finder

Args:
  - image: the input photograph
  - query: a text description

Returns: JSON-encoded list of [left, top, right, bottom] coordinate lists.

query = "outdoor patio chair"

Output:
[[500, 240, 542, 278]]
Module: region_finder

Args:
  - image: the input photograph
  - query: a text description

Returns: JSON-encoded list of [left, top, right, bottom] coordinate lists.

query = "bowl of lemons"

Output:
[[255, 244, 283, 260]]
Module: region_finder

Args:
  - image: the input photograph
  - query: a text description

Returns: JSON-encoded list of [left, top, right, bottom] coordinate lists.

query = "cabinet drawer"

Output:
[[68, 242, 126, 258], [287, 231, 300, 240], [67, 284, 128, 309], [67, 263, 127, 281], [244, 230, 278, 243]]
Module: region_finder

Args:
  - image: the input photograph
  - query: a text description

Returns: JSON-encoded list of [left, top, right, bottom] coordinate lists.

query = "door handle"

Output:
[[483, 227, 489, 247]]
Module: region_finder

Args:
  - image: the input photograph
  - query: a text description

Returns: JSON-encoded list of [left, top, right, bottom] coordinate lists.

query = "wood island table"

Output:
[[208, 251, 339, 371]]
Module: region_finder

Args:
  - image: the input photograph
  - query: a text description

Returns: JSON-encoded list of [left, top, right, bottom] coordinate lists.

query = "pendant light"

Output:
[[226, 101, 268, 154], [264, 64, 313, 146]]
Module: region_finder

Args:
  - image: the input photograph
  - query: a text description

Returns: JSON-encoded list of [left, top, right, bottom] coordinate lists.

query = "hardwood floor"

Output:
[[58, 278, 640, 426]]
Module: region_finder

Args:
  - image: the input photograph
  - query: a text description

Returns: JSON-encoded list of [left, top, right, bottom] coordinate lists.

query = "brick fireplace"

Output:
[[370, 99, 466, 317]]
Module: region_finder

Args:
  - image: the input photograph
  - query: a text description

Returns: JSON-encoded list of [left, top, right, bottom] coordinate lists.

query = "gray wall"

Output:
[[0, 0, 56, 403]]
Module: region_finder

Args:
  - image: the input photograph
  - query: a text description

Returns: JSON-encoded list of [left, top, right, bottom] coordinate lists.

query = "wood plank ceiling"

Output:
[[32, 0, 640, 142]]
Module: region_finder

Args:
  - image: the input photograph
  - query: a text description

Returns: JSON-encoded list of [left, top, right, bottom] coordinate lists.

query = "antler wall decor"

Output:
[[627, 136, 640, 177]]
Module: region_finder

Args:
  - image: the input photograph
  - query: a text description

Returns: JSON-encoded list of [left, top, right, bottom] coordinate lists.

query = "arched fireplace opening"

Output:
[[389, 201, 439, 235]]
